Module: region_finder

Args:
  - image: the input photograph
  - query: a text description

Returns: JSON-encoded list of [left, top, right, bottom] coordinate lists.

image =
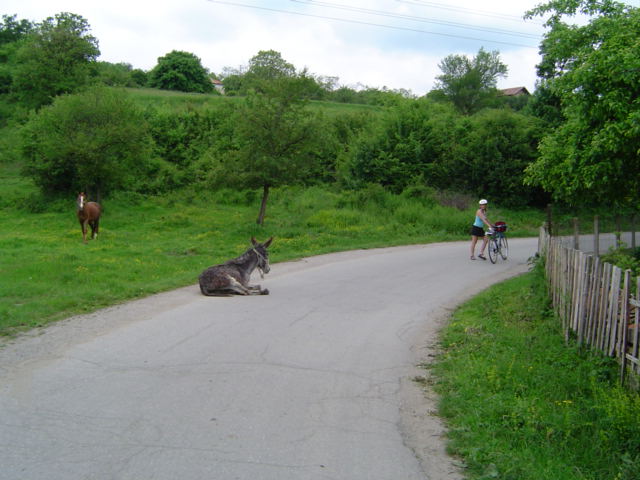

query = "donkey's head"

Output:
[[251, 237, 273, 275]]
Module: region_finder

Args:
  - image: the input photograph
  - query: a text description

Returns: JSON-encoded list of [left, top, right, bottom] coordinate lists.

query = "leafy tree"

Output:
[[22, 86, 154, 198], [433, 47, 508, 114], [522, 83, 563, 128], [219, 65, 246, 96], [0, 14, 34, 46], [0, 14, 34, 96], [130, 68, 148, 87], [453, 109, 545, 206], [220, 51, 327, 98], [523, 0, 640, 208], [329, 86, 359, 104], [245, 49, 295, 84], [148, 50, 213, 93], [221, 72, 244, 96], [212, 76, 324, 224], [12, 12, 99, 109], [96, 61, 145, 87]]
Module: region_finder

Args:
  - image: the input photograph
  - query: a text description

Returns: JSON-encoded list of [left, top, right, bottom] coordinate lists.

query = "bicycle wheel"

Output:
[[499, 236, 509, 260], [488, 236, 498, 263]]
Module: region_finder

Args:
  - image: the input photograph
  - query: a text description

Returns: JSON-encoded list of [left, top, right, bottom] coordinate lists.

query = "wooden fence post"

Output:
[[607, 266, 622, 357], [632, 281, 640, 375], [594, 215, 600, 257], [547, 204, 553, 237], [573, 217, 580, 250], [619, 270, 630, 384]]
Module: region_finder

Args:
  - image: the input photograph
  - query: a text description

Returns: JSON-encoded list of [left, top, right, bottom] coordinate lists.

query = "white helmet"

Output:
[[479, 199, 488, 205]]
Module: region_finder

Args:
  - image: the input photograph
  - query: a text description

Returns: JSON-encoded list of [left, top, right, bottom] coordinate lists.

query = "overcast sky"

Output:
[[3, 0, 639, 96]]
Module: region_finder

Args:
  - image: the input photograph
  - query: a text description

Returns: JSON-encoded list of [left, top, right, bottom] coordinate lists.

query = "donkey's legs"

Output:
[[226, 277, 253, 295], [226, 278, 269, 295], [247, 285, 269, 295]]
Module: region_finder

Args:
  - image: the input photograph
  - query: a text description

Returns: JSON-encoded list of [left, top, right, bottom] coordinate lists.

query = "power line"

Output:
[[291, 0, 541, 39], [206, 0, 539, 49], [395, 0, 546, 25]]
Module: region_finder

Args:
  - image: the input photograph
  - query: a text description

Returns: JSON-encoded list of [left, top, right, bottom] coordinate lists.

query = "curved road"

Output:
[[0, 238, 539, 480]]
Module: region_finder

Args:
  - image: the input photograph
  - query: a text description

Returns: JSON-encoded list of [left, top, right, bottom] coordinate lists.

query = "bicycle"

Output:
[[487, 221, 508, 264]]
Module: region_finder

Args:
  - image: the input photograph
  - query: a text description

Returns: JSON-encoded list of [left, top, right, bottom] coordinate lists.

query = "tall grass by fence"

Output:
[[539, 228, 640, 385]]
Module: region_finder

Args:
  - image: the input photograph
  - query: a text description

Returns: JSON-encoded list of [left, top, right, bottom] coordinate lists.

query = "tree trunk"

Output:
[[257, 184, 270, 225]]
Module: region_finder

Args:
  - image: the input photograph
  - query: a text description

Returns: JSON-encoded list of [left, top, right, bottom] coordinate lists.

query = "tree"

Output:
[[148, 50, 213, 93], [433, 48, 508, 114], [96, 61, 146, 87], [523, 0, 640, 207], [0, 14, 34, 46], [453, 109, 545, 206], [215, 76, 324, 224], [22, 86, 154, 198], [12, 12, 99, 109], [246, 49, 295, 83], [0, 14, 34, 96]]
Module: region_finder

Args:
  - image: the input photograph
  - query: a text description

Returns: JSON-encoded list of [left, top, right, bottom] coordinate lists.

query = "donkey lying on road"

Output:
[[199, 237, 273, 296]]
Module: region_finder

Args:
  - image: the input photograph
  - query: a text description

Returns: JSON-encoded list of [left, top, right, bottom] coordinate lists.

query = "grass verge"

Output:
[[430, 262, 640, 480]]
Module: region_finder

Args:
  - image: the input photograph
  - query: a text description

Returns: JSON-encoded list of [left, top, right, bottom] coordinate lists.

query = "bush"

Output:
[[21, 86, 155, 197], [600, 245, 640, 278]]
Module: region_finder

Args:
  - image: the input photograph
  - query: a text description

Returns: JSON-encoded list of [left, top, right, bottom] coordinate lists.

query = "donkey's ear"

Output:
[[263, 237, 273, 248], [251, 237, 258, 246]]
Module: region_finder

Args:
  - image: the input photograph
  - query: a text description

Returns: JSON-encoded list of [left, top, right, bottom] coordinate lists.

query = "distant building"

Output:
[[499, 86, 530, 96], [211, 78, 225, 94]]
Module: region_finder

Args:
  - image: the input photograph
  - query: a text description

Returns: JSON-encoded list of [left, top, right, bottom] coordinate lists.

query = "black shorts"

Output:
[[470, 225, 485, 237]]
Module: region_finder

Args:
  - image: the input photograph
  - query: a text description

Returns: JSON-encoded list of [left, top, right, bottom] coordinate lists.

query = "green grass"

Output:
[[431, 263, 640, 480], [0, 165, 544, 336], [124, 87, 382, 116]]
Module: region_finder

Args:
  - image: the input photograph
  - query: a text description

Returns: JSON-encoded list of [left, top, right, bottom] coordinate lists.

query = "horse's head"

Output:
[[251, 237, 273, 275], [77, 192, 86, 211]]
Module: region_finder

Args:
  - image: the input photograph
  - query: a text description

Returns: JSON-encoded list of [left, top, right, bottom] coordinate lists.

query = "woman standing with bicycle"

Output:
[[470, 199, 493, 260]]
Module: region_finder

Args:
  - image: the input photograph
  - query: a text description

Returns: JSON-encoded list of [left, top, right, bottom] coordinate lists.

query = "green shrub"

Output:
[[601, 245, 640, 278]]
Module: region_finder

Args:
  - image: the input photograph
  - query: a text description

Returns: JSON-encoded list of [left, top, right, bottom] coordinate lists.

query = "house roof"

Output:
[[500, 86, 530, 96]]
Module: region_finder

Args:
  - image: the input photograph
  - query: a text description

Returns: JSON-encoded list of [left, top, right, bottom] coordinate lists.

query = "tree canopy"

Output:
[[148, 50, 213, 93], [524, 0, 640, 208], [214, 75, 325, 224], [0, 14, 34, 46], [433, 48, 508, 115], [11, 12, 99, 109]]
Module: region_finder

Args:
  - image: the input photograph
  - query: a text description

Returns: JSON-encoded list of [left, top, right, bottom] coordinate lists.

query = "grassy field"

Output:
[[0, 161, 544, 336], [431, 264, 640, 480], [124, 87, 382, 116]]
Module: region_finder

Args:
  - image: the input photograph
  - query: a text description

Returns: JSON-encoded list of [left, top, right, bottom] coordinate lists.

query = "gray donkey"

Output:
[[199, 237, 273, 296]]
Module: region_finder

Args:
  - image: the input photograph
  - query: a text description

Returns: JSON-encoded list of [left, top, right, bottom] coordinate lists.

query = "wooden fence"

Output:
[[539, 227, 640, 385]]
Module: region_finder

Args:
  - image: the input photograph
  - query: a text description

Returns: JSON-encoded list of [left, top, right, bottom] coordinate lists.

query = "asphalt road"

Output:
[[0, 238, 540, 480]]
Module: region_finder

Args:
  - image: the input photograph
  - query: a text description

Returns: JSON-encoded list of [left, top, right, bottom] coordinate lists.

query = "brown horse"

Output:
[[76, 192, 101, 243]]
